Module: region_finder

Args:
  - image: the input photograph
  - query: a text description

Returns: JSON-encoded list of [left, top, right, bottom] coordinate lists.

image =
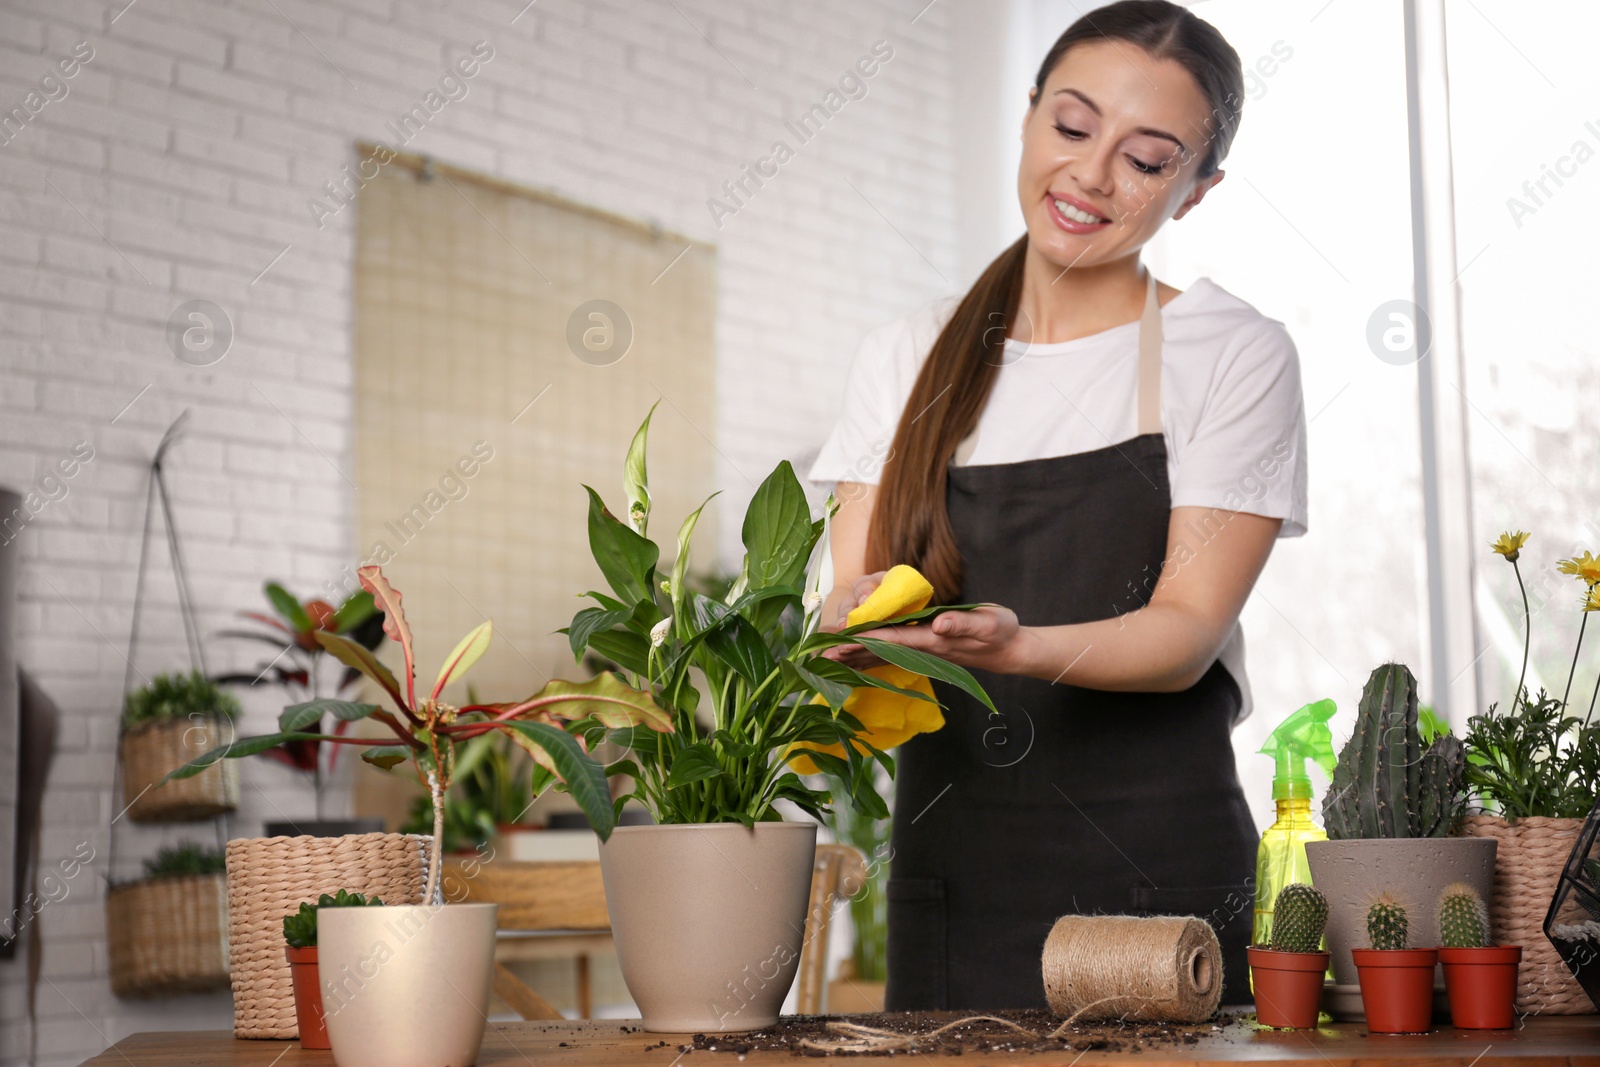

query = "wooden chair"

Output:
[[443, 842, 869, 1020]]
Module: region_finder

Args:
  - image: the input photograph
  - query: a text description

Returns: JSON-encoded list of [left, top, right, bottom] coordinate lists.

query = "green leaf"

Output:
[[671, 491, 719, 615], [804, 632, 997, 713], [586, 629, 651, 675], [164, 731, 335, 781], [333, 590, 377, 633], [703, 614, 775, 687], [800, 655, 937, 702], [624, 401, 657, 535], [313, 631, 406, 709], [432, 620, 493, 700], [665, 743, 724, 789], [360, 744, 411, 770], [277, 699, 379, 733], [500, 720, 616, 841], [522, 672, 672, 732], [568, 606, 633, 660], [837, 602, 982, 637], [584, 485, 660, 605], [266, 582, 312, 633], [741, 461, 812, 591]]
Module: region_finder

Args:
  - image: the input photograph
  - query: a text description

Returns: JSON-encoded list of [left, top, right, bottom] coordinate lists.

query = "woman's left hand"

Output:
[[820, 604, 1024, 675]]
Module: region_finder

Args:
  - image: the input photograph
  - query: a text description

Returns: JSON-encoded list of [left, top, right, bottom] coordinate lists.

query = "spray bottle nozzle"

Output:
[[1259, 697, 1337, 800]]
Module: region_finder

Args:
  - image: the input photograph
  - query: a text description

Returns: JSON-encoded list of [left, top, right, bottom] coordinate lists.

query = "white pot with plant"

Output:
[[169, 566, 665, 1067], [560, 405, 996, 1033]]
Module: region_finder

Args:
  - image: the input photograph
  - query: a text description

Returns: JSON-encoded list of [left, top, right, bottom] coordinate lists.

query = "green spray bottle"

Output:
[[1251, 698, 1337, 948]]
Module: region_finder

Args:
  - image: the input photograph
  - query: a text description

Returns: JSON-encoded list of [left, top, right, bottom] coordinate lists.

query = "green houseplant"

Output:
[[563, 405, 995, 1033], [1247, 883, 1330, 1029], [1351, 892, 1437, 1033], [167, 565, 667, 1067], [214, 582, 387, 832], [1304, 662, 1492, 1021], [281, 890, 384, 1050], [119, 670, 242, 822], [1459, 531, 1600, 1015]]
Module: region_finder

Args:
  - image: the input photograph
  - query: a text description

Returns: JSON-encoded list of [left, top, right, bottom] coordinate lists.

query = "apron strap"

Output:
[[952, 266, 1165, 466], [1136, 265, 1164, 437]]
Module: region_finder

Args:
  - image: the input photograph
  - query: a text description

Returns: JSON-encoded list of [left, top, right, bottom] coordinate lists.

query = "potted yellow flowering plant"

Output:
[[1461, 530, 1600, 1015]]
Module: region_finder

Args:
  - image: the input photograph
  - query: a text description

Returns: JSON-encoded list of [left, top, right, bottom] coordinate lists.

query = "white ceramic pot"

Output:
[[1306, 837, 1496, 1021], [318, 902, 499, 1067], [599, 821, 817, 1033]]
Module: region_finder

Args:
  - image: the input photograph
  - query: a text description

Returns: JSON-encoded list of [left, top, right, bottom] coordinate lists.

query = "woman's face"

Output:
[[1018, 40, 1224, 271]]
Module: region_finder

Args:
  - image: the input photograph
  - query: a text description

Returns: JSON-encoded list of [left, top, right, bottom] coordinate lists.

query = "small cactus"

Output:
[[1269, 883, 1329, 954], [1438, 883, 1490, 949], [1366, 891, 1409, 951]]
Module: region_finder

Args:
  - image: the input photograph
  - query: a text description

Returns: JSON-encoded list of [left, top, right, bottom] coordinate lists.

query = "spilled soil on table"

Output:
[[663, 1009, 1234, 1057]]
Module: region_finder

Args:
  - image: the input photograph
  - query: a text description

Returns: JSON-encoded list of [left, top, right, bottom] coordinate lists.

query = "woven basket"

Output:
[[1461, 814, 1594, 1014], [106, 873, 230, 998], [225, 833, 432, 1039], [119, 717, 239, 822]]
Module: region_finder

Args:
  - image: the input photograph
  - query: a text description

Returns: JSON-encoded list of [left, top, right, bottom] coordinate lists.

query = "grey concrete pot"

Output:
[[600, 821, 817, 1033], [318, 902, 498, 1067], [1306, 837, 1496, 1020]]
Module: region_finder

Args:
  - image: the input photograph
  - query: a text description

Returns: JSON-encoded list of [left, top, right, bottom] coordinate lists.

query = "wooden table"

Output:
[[79, 1014, 1600, 1066]]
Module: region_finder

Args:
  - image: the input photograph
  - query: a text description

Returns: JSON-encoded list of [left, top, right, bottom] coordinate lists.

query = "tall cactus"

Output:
[[1322, 663, 1466, 839], [1366, 891, 1409, 951]]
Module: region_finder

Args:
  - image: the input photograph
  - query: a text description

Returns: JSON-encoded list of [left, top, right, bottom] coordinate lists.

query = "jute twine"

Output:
[[225, 833, 432, 1039], [1462, 814, 1593, 1015], [800, 915, 1221, 1054]]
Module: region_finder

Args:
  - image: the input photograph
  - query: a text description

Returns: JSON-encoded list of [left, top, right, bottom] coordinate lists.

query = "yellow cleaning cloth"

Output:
[[787, 565, 943, 775]]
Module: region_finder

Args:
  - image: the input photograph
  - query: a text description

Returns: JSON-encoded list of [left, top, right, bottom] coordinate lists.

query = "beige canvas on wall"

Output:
[[350, 153, 716, 787]]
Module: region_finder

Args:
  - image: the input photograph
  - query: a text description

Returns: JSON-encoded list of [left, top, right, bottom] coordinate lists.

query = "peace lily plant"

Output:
[[562, 402, 996, 827]]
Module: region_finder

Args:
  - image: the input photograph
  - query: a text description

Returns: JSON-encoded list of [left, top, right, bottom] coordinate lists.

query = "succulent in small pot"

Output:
[[1249, 883, 1331, 1029], [1351, 892, 1438, 1033], [1437, 883, 1521, 1029], [281, 890, 385, 1050]]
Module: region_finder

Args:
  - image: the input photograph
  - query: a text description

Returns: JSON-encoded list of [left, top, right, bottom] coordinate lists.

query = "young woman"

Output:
[[808, 1, 1307, 1011]]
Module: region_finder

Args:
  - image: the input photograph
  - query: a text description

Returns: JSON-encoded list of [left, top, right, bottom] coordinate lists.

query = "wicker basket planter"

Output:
[[106, 873, 230, 998], [1461, 814, 1593, 1014], [119, 717, 239, 823], [225, 833, 432, 1039]]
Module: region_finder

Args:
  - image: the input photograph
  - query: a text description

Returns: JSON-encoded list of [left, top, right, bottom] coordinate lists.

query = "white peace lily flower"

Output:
[[650, 616, 672, 648], [803, 590, 824, 614]]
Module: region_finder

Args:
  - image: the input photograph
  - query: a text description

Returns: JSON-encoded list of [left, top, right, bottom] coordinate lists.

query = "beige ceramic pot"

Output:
[[317, 902, 498, 1067], [1306, 837, 1495, 1020], [599, 821, 817, 1033]]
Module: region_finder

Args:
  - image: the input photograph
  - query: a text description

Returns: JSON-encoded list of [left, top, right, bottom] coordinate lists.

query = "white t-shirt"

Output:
[[806, 276, 1309, 724]]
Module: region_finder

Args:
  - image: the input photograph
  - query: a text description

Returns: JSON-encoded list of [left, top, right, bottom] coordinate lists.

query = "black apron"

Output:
[[883, 268, 1258, 1012]]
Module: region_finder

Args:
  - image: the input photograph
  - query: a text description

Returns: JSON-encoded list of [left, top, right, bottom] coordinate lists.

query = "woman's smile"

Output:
[[1047, 191, 1112, 232]]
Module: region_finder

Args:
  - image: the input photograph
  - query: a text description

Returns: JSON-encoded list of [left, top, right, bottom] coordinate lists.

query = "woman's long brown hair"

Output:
[[863, 0, 1244, 605]]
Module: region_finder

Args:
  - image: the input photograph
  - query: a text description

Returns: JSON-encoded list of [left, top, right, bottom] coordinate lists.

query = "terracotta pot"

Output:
[[317, 902, 498, 1067], [285, 945, 329, 1049], [1440, 945, 1522, 1029], [1248, 947, 1329, 1029], [1305, 837, 1495, 1019], [599, 821, 817, 1033], [1352, 948, 1438, 1033]]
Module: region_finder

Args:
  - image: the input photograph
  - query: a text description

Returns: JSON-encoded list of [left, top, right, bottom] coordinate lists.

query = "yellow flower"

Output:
[[1585, 586, 1600, 613], [1558, 550, 1600, 587], [1491, 531, 1529, 562]]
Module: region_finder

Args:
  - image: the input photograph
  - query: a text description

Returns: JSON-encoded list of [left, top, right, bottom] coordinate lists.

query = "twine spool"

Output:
[[1041, 914, 1222, 1023]]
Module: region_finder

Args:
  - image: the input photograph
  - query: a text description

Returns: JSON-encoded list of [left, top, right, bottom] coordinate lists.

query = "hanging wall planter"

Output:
[[106, 845, 230, 998]]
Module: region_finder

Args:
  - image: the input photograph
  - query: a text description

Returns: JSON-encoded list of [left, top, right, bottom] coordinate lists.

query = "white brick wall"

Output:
[[0, 1, 960, 1062]]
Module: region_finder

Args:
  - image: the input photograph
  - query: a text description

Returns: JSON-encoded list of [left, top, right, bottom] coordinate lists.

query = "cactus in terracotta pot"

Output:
[[1366, 892, 1409, 951], [1269, 883, 1329, 954], [1438, 883, 1490, 949]]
